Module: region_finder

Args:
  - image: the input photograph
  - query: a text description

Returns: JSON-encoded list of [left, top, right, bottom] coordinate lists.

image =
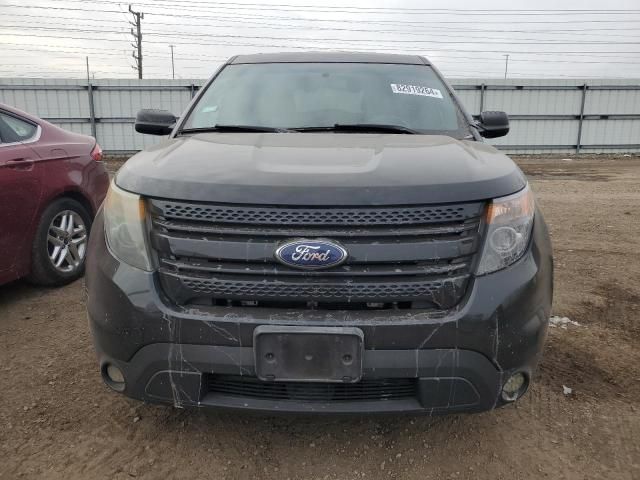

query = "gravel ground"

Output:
[[1, 155, 639, 480]]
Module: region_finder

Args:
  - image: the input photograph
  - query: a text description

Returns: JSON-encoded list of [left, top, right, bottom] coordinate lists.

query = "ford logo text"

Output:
[[275, 239, 348, 270]]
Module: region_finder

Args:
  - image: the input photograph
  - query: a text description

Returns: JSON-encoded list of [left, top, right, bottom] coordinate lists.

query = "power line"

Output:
[[3, 25, 640, 46], [5, 43, 640, 67], [4, 45, 640, 68], [46, 0, 640, 16], [0, 43, 229, 61], [6, 11, 640, 36], [2, 3, 639, 78], [5, 3, 640, 25], [7, 14, 640, 42], [4, 31, 640, 56], [141, 29, 640, 45], [6, 21, 640, 46]]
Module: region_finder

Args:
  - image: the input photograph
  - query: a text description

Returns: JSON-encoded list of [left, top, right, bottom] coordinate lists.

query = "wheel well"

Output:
[[55, 191, 95, 217]]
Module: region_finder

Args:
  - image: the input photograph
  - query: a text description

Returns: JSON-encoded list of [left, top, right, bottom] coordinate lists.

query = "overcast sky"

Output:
[[2, 0, 640, 79]]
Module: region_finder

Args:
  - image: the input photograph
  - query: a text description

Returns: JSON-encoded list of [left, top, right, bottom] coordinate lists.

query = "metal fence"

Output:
[[1, 77, 639, 154]]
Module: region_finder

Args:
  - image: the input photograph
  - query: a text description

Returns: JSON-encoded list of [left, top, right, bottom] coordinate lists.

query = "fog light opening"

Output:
[[103, 363, 126, 392], [501, 372, 528, 402]]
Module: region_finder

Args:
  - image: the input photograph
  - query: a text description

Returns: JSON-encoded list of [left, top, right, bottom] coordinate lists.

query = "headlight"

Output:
[[103, 181, 154, 271], [476, 185, 535, 275]]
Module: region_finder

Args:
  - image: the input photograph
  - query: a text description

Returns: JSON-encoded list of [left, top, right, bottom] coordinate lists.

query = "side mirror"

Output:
[[135, 109, 176, 135], [477, 111, 509, 138]]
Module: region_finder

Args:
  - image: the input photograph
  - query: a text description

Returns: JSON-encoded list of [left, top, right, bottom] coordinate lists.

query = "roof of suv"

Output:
[[229, 52, 429, 65]]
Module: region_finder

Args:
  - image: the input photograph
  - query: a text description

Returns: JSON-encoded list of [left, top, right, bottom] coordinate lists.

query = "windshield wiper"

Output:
[[179, 124, 292, 134], [292, 123, 419, 134], [179, 123, 418, 135]]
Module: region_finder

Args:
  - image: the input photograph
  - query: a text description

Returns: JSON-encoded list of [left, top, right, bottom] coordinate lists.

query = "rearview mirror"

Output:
[[477, 111, 509, 138], [135, 109, 176, 135]]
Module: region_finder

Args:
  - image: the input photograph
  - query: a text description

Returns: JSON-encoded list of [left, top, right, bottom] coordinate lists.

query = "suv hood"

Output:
[[116, 133, 525, 205]]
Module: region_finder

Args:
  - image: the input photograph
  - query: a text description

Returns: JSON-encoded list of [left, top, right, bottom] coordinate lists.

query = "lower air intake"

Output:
[[206, 375, 417, 402]]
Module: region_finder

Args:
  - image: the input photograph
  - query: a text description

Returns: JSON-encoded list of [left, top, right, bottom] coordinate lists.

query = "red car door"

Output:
[[0, 111, 43, 282]]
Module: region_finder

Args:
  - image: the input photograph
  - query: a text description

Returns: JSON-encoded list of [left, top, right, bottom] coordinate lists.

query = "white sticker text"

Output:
[[390, 84, 443, 99]]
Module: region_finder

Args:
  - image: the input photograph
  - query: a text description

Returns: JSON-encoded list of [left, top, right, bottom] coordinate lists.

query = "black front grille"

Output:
[[174, 275, 467, 303], [148, 199, 484, 310], [206, 375, 417, 402], [159, 201, 479, 226]]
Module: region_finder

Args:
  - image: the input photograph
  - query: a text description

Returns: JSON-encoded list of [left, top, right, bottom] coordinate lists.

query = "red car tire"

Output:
[[27, 197, 92, 286]]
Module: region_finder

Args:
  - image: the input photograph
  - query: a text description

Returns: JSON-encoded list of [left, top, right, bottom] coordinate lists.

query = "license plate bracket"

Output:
[[253, 326, 364, 383]]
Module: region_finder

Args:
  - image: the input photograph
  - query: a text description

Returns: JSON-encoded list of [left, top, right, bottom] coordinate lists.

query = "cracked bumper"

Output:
[[86, 211, 553, 414]]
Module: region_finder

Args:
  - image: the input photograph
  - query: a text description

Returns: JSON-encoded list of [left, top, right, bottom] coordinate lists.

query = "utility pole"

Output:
[[170, 45, 175, 79], [503, 54, 509, 80], [85, 56, 90, 84], [129, 5, 144, 79]]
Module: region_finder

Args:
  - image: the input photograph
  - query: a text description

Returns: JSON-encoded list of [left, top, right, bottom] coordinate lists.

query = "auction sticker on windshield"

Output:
[[390, 84, 443, 98]]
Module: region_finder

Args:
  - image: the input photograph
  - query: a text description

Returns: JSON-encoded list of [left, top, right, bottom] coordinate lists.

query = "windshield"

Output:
[[181, 63, 471, 137]]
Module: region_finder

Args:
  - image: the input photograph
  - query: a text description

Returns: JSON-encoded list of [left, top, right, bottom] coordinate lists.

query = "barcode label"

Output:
[[390, 84, 443, 98]]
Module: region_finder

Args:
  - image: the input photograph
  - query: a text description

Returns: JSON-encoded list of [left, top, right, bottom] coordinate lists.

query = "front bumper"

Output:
[[86, 211, 553, 414]]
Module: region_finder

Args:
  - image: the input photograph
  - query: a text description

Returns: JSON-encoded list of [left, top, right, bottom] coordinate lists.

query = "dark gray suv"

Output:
[[86, 52, 553, 414]]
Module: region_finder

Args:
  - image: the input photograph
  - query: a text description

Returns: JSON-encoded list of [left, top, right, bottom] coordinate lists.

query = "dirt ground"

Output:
[[1, 155, 639, 480]]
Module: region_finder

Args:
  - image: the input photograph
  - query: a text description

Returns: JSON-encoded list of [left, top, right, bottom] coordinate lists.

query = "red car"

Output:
[[0, 103, 109, 286]]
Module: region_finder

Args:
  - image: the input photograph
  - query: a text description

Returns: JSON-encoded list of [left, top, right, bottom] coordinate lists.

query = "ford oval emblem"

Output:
[[275, 239, 348, 270]]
